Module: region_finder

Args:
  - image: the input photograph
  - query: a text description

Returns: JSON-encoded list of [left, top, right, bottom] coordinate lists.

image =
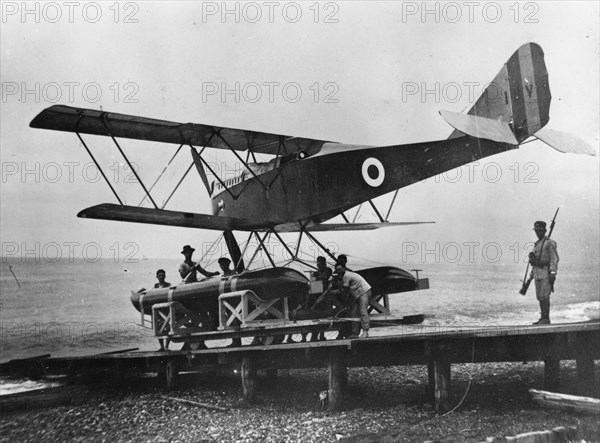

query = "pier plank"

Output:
[[2, 321, 598, 409]]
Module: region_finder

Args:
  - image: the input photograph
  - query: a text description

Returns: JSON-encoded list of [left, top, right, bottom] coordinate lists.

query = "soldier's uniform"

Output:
[[530, 221, 559, 324]]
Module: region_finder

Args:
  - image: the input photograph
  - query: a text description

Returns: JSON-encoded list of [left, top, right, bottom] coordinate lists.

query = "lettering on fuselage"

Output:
[[311, 174, 356, 193], [215, 173, 246, 191]]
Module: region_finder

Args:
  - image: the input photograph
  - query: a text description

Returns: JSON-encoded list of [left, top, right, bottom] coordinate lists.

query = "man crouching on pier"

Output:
[[335, 264, 372, 338]]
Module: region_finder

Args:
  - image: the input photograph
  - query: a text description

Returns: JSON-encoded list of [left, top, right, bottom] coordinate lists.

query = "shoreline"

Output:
[[1, 362, 598, 442]]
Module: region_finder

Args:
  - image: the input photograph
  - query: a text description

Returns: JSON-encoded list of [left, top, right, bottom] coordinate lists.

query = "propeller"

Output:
[[190, 147, 213, 195], [224, 230, 245, 273]]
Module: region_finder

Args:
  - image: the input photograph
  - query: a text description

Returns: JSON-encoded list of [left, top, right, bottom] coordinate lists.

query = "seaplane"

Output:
[[29, 43, 595, 347]]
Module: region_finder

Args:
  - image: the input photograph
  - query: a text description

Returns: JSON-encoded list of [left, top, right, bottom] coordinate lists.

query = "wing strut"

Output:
[[271, 228, 315, 270], [215, 131, 268, 190], [303, 229, 340, 265], [76, 133, 124, 205], [294, 229, 304, 258], [367, 199, 385, 223], [73, 131, 206, 210], [340, 187, 403, 225], [100, 114, 159, 209], [138, 143, 184, 207], [160, 162, 194, 209], [385, 191, 399, 221], [246, 231, 276, 268]]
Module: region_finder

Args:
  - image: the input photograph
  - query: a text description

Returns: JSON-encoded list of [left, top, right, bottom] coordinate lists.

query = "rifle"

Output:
[[519, 208, 559, 295]]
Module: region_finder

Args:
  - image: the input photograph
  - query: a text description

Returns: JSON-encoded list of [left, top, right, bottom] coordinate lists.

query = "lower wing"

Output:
[[78, 204, 433, 232]]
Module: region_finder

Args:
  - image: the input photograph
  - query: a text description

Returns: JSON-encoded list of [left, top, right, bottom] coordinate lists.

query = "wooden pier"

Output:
[[2, 321, 598, 412]]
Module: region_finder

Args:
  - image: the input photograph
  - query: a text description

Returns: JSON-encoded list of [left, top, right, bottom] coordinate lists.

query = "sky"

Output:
[[1, 1, 599, 270]]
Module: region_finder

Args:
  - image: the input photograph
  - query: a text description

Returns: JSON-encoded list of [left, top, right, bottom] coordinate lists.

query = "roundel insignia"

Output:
[[361, 157, 385, 187]]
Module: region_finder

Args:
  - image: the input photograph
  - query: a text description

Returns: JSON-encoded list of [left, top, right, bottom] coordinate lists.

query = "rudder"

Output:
[[448, 42, 551, 143]]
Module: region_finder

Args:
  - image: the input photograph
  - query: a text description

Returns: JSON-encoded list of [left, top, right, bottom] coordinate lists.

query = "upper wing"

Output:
[[30, 105, 329, 155]]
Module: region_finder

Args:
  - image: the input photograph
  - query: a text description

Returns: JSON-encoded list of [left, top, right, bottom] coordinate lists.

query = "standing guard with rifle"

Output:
[[520, 211, 560, 325]]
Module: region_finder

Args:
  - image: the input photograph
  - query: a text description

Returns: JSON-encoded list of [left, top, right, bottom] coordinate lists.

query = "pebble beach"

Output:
[[1, 361, 599, 442]]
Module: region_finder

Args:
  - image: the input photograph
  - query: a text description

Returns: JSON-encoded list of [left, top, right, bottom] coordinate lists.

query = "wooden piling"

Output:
[[576, 356, 595, 395], [165, 360, 178, 389], [241, 355, 256, 403], [328, 354, 347, 410], [544, 358, 560, 391], [433, 356, 451, 413], [427, 361, 435, 401]]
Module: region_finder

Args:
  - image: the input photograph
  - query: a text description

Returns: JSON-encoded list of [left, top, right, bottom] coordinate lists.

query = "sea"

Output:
[[1, 259, 598, 394]]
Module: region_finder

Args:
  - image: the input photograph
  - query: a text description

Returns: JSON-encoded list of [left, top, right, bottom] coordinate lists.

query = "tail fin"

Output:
[[444, 42, 550, 144]]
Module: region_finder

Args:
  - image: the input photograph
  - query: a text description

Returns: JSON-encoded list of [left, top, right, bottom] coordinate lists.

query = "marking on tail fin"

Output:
[[518, 43, 542, 136]]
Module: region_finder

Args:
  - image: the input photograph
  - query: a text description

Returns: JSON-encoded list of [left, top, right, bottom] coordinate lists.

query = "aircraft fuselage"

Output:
[[212, 136, 514, 227]]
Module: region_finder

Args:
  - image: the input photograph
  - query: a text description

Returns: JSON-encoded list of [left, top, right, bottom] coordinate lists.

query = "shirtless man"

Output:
[[179, 245, 219, 283]]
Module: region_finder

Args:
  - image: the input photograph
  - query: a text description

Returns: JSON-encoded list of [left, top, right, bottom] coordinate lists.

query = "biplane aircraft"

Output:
[[30, 42, 595, 347]]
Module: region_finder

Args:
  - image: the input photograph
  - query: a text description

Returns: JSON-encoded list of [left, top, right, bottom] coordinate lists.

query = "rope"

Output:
[[441, 337, 476, 416], [405, 338, 477, 432]]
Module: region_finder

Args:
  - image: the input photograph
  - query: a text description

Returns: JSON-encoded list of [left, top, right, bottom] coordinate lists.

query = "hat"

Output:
[[218, 257, 231, 265], [533, 221, 547, 230], [181, 245, 195, 254]]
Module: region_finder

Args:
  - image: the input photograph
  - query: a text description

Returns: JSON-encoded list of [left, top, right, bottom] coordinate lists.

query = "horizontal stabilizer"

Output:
[[534, 127, 597, 156], [440, 110, 518, 145], [78, 204, 270, 231], [276, 222, 435, 233]]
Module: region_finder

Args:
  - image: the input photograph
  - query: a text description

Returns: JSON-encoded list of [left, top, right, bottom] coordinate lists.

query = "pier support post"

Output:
[[241, 355, 256, 403], [425, 340, 451, 414], [433, 356, 451, 413], [544, 358, 560, 391], [576, 356, 595, 395], [328, 354, 347, 410], [165, 360, 178, 389], [427, 362, 435, 400]]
